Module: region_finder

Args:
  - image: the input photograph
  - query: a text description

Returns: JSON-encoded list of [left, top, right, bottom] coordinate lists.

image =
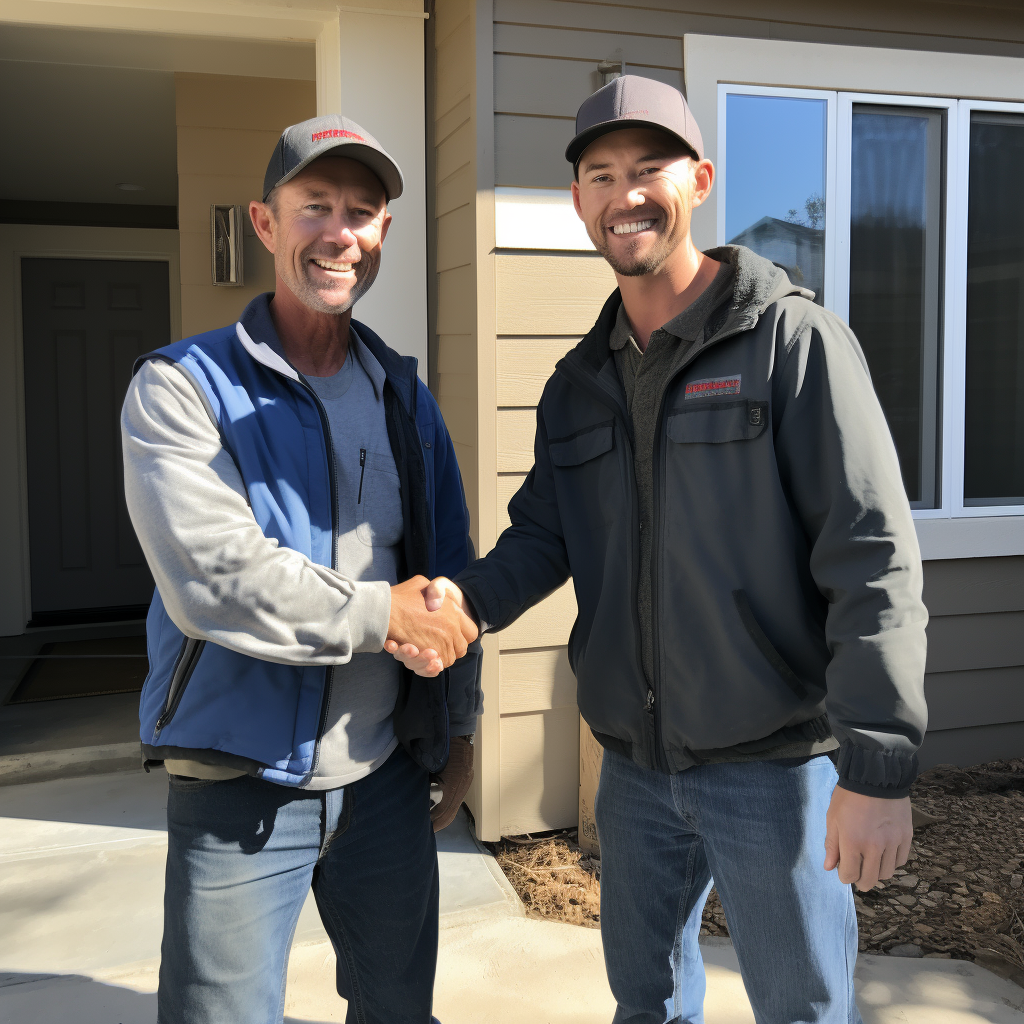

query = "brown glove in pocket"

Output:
[[430, 734, 474, 832]]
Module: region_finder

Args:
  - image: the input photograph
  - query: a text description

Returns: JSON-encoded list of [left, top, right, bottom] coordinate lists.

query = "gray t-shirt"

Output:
[[300, 333, 403, 789]]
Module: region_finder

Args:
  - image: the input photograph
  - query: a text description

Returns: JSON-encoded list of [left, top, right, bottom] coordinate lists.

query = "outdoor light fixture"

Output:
[[598, 59, 625, 87], [211, 204, 245, 287]]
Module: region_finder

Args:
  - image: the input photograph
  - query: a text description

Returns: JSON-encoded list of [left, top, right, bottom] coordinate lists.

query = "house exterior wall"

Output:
[[175, 73, 316, 338], [0, 0, 428, 643], [450, 0, 1024, 839]]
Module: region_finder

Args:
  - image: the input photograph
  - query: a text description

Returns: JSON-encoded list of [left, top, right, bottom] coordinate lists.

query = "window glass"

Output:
[[848, 106, 944, 508], [964, 112, 1024, 507], [725, 93, 827, 305]]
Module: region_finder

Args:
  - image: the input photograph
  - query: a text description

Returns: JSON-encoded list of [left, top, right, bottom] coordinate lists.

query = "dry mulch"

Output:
[[488, 758, 1024, 986]]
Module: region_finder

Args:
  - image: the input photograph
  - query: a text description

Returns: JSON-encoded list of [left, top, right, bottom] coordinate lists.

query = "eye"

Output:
[[639, 166, 660, 176], [591, 174, 613, 184], [305, 204, 326, 212]]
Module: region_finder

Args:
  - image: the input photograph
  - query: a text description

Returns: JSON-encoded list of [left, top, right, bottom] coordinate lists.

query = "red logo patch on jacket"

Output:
[[684, 375, 742, 399]]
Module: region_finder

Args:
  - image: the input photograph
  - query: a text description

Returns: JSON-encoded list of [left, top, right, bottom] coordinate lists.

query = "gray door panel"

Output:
[[22, 258, 169, 623]]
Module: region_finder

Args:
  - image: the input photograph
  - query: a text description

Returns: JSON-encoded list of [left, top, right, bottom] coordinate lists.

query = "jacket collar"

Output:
[[567, 244, 811, 376], [235, 293, 419, 415]]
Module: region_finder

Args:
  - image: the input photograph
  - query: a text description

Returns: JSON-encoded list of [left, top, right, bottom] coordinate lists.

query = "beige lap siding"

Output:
[[491, 254, 612, 834]]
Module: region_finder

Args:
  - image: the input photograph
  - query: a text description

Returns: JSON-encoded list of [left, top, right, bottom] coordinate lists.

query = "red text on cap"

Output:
[[312, 129, 365, 143]]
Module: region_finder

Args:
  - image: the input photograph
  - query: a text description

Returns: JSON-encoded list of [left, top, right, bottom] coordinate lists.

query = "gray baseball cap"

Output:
[[263, 114, 404, 202], [566, 75, 704, 172]]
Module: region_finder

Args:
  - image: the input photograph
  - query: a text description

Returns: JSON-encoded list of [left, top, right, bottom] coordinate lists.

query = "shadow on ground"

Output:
[[0, 970, 338, 1024]]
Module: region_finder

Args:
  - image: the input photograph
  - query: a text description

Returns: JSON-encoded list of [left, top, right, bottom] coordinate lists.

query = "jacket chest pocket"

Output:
[[548, 421, 615, 468], [356, 447, 403, 548], [666, 400, 768, 444]]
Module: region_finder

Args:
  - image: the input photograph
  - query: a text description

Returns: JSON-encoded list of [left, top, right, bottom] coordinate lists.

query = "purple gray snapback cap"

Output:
[[566, 75, 704, 170], [263, 114, 404, 202]]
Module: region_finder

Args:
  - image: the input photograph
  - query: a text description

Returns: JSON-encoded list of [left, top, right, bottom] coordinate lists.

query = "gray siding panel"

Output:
[[925, 611, 1024, 674], [919, 720, 1024, 771], [923, 555, 1024, 616], [918, 557, 1024, 763], [495, 54, 683, 117], [496, 114, 576, 187], [494, 23, 685, 67], [925, 666, 1024, 731]]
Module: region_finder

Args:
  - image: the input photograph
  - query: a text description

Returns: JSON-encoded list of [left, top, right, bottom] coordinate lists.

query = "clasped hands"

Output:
[[386, 576, 475, 676]]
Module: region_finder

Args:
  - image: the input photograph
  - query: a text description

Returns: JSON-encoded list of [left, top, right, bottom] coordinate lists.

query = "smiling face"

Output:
[[250, 156, 391, 315], [571, 127, 713, 278]]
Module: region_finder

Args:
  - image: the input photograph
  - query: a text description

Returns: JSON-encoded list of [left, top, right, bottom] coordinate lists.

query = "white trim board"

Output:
[[916, 517, 1024, 561], [494, 188, 594, 251]]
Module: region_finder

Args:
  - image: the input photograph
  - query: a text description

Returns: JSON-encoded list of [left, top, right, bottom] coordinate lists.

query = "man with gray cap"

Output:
[[121, 114, 481, 1023], [392, 77, 928, 1021]]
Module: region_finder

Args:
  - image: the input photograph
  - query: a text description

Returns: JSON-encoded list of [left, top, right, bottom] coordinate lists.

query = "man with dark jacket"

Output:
[[390, 78, 928, 1021], [122, 115, 479, 1024]]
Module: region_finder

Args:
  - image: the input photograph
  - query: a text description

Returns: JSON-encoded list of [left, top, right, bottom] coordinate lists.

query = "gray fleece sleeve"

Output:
[[121, 359, 391, 665], [772, 301, 929, 798]]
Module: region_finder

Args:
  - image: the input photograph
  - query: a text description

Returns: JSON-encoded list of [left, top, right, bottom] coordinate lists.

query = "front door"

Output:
[[21, 258, 169, 626]]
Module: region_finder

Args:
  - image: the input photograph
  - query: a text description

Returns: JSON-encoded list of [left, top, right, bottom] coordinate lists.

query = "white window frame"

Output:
[[719, 83, 1024, 529], [950, 99, 1024, 519]]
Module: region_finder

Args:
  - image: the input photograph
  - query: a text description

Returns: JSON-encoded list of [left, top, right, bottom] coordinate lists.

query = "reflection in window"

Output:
[[725, 93, 827, 304], [848, 107, 944, 509], [964, 113, 1024, 506]]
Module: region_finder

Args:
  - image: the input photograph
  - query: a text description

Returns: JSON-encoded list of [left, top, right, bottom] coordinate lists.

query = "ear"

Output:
[[379, 207, 393, 244], [249, 200, 277, 254], [691, 159, 715, 209], [571, 180, 584, 220]]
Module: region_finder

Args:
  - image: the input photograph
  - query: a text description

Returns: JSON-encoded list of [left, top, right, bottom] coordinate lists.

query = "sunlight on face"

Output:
[[572, 128, 701, 277], [258, 157, 391, 315]]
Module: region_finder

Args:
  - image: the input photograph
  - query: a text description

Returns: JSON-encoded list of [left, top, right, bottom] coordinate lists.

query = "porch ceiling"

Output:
[[0, 59, 178, 207]]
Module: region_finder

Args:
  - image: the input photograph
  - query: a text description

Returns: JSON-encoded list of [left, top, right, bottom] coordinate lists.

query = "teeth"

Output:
[[612, 220, 655, 235], [312, 258, 353, 272]]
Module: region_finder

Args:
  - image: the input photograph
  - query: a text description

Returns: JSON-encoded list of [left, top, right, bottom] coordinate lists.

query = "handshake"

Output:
[[385, 576, 477, 676]]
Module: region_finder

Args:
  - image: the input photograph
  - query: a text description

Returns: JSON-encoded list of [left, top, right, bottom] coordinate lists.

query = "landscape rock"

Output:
[[888, 943, 924, 958]]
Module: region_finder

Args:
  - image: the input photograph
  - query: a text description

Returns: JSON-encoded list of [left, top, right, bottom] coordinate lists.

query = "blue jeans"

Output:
[[158, 746, 440, 1024], [595, 749, 861, 1024]]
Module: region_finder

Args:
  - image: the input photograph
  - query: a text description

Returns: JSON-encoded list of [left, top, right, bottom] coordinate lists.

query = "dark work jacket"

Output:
[[456, 246, 928, 798]]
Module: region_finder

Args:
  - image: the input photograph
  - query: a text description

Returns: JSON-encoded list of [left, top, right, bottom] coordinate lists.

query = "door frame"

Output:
[[0, 226, 181, 635]]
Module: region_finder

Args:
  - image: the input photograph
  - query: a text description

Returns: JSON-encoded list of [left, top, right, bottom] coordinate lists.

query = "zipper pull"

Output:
[[645, 688, 655, 714], [357, 448, 367, 503]]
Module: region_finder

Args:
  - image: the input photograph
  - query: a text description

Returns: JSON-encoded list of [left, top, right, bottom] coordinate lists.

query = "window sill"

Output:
[[914, 515, 1024, 560]]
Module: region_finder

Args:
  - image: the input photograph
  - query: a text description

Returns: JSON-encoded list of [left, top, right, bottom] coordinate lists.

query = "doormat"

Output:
[[6, 636, 148, 703]]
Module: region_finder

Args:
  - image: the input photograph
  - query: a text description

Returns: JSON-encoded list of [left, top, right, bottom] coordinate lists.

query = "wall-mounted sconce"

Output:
[[598, 59, 625, 87], [211, 205, 244, 287]]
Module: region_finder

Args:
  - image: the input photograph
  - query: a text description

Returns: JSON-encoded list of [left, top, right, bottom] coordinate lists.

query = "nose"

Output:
[[322, 213, 360, 252], [625, 188, 646, 208]]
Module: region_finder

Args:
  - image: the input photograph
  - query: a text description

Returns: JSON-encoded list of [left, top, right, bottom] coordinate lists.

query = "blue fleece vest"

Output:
[[136, 308, 474, 785]]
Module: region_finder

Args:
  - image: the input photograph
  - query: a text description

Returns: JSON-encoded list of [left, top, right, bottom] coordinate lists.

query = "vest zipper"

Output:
[[296, 378, 340, 775], [357, 447, 367, 503]]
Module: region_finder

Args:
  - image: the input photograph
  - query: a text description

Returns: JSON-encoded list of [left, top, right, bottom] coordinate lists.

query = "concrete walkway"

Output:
[[1, 769, 1022, 1024]]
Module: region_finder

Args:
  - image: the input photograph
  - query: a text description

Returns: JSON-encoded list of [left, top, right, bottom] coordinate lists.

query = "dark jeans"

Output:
[[596, 750, 861, 1024], [158, 746, 439, 1024]]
